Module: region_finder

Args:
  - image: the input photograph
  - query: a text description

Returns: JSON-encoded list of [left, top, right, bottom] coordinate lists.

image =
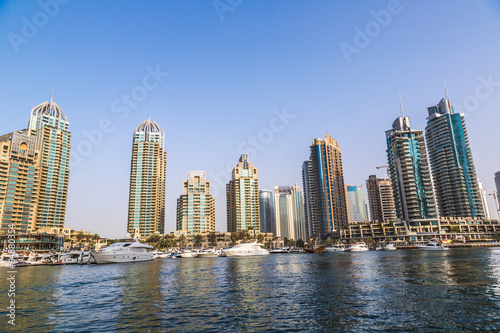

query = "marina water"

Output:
[[2, 248, 500, 332]]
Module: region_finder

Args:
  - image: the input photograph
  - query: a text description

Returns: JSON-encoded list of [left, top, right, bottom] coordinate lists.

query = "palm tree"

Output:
[[194, 234, 203, 249], [92, 234, 100, 249], [209, 232, 217, 247], [230, 232, 238, 246], [177, 235, 187, 249], [75, 232, 85, 249], [257, 233, 264, 244], [146, 234, 161, 247]]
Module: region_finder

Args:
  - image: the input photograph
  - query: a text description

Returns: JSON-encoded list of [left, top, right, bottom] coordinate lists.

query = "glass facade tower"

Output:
[[425, 97, 484, 218], [386, 116, 437, 222]]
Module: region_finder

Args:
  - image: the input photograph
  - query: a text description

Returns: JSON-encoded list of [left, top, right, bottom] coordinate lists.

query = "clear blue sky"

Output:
[[1, 0, 499, 238]]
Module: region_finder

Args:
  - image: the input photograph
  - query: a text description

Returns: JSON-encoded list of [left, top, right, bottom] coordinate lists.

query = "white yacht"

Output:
[[384, 243, 397, 251], [326, 244, 347, 252], [417, 241, 449, 251], [198, 248, 219, 258], [348, 242, 369, 252], [180, 250, 199, 258], [91, 239, 154, 263], [223, 241, 269, 257]]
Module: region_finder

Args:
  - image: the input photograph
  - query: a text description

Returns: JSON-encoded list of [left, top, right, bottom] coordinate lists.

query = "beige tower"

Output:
[[127, 117, 167, 237], [366, 175, 397, 223], [226, 154, 260, 232], [28, 100, 71, 229], [176, 171, 215, 233], [0, 131, 40, 232]]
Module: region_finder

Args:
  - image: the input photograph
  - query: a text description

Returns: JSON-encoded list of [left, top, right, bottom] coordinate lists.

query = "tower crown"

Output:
[[134, 117, 165, 137], [30, 101, 67, 121]]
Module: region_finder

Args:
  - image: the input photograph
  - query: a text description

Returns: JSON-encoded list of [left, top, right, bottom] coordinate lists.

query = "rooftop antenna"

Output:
[[399, 90, 404, 117], [444, 78, 449, 100], [50, 86, 54, 105]]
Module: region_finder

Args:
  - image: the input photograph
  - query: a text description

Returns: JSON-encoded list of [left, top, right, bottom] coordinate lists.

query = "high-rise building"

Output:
[[28, 100, 71, 229], [273, 185, 305, 241], [386, 116, 437, 221], [366, 175, 397, 223], [477, 179, 491, 219], [127, 117, 167, 237], [302, 133, 348, 240], [345, 185, 369, 223], [226, 154, 260, 232], [496, 172, 500, 212], [425, 96, 484, 218], [0, 132, 40, 232], [259, 189, 275, 234], [176, 171, 215, 233]]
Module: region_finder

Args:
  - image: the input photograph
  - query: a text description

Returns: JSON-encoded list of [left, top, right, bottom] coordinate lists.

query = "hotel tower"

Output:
[[226, 154, 260, 232], [127, 117, 167, 237], [366, 175, 397, 223], [386, 116, 437, 222], [425, 96, 484, 218], [176, 171, 215, 233], [302, 133, 348, 240]]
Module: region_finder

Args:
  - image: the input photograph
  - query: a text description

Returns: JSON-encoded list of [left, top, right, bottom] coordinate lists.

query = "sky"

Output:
[[0, 0, 499, 238]]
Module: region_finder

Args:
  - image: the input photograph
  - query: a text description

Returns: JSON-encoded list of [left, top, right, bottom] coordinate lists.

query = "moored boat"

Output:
[[91, 239, 154, 263], [223, 241, 269, 257], [348, 242, 369, 252], [417, 240, 449, 251]]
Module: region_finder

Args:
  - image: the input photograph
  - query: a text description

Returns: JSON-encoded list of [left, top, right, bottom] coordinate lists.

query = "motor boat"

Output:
[[417, 240, 449, 251], [152, 249, 167, 259], [375, 244, 384, 251], [223, 241, 269, 257], [198, 248, 219, 258], [348, 242, 369, 252], [180, 250, 199, 258], [90, 239, 154, 263], [269, 247, 290, 254], [27, 252, 56, 265], [384, 243, 397, 251], [326, 244, 347, 252]]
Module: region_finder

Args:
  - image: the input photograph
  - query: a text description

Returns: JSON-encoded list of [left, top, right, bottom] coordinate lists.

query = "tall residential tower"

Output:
[[366, 175, 397, 223], [176, 171, 215, 233], [425, 96, 484, 218], [302, 133, 348, 240], [127, 117, 167, 237], [273, 185, 305, 241], [386, 116, 437, 222], [28, 100, 71, 229], [226, 154, 260, 232]]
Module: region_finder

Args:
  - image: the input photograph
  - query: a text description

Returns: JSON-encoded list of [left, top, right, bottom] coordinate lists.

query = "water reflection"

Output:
[[1, 249, 500, 332]]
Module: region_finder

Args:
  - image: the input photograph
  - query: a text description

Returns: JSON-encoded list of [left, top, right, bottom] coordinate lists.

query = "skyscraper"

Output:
[[28, 99, 71, 229], [0, 131, 39, 232], [127, 117, 167, 237], [345, 185, 368, 223], [366, 175, 397, 223], [425, 96, 484, 218], [477, 179, 491, 219], [226, 154, 260, 232], [302, 133, 348, 240], [176, 171, 215, 233], [386, 116, 437, 221], [273, 185, 305, 241], [496, 171, 500, 212], [259, 189, 275, 234]]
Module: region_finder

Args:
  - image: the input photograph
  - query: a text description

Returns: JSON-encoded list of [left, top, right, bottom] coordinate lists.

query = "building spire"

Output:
[[50, 86, 54, 105], [444, 78, 449, 100], [399, 90, 404, 117]]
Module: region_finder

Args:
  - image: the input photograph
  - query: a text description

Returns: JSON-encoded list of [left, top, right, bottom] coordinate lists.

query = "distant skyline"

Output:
[[1, 1, 499, 238]]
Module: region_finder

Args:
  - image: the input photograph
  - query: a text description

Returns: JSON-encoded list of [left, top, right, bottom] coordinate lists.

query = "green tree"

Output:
[[296, 239, 305, 248], [208, 233, 217, 247], [75, 232, 85, 248], [287, 239, 295, 247], [194, 234, 203, 248], [325, 237, 334, 246], [257, 233, 264, 244], [91, 234, 100, 249], [177, 235, 187, 248], [230, 232, 239, 246], [146, 234, 161, 247]]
